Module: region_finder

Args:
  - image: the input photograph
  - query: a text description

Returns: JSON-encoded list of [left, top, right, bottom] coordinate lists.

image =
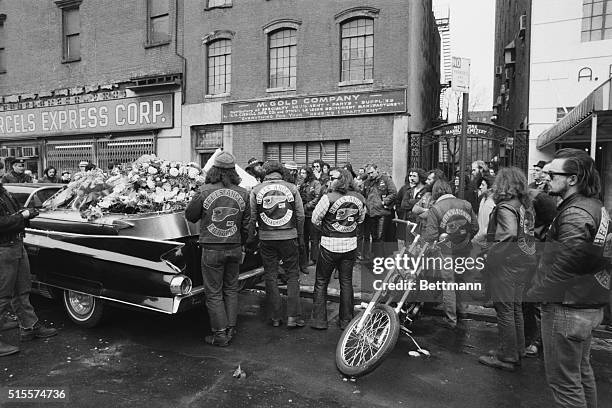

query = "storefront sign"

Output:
[[221, 89, 406, 123], [0, 94, 173, 138]]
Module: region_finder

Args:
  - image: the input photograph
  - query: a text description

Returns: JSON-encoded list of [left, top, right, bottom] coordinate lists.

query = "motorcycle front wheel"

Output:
[[335, 304, 400, 377]]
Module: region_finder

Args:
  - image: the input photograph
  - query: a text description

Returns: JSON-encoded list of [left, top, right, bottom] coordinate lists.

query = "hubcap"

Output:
[[67, 291, 94, 317]]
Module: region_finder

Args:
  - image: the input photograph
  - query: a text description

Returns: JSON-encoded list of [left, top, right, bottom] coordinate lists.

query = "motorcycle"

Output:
[[335, 219, 441, 377]]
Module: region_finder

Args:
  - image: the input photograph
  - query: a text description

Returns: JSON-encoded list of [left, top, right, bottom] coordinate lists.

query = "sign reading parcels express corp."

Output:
[[221, 89, 406, 123], [0, 94, 173, 137]]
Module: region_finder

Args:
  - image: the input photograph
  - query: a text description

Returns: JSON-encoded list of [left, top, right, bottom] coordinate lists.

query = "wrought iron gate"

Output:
[[408, 122, 527, 180]]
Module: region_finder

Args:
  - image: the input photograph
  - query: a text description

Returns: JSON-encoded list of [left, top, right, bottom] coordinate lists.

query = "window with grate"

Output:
[[207, 39, 232, 95], [148, 0, 170, 45], [62, 7, 80, 61], [269, 29, 297, 89], [264, 140, 350, 167], [582, 0, 612, 41], [340, 18, 373, 82]]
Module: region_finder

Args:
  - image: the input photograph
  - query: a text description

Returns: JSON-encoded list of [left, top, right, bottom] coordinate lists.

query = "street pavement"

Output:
[[1, 288, 611, 408]]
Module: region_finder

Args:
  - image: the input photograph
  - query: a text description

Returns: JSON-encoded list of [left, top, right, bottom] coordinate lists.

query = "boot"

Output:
[[20, 322, 58, 341], [478, 355, 516, 371], [226, 326, 237, 341], [0, 341, 19, 357], [205, 330, 230, 347], [287, 317, 305, 328]]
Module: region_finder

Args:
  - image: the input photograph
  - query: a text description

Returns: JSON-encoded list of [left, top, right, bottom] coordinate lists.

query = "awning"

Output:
[[537, 78, 612, 149]]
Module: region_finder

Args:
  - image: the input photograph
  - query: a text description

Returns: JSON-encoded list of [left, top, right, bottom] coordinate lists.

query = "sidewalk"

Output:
[[254, 261, 612, 340]]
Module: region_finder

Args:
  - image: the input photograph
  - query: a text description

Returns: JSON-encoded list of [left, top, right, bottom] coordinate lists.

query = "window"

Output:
[[578, 67, 593, 81], [268, 29, 297, 89], [556, 107, 574, 121], [0, 15, 6, 73], [264, 140, 350, 167], [581, 0, 612, 41], [340, 18, 374, 83], [147, 0, 170, 45], [194, 126, 223, 151], [207, 0, 232, 8], [62, 7, 80, 61], [207, 39, 231, 95]]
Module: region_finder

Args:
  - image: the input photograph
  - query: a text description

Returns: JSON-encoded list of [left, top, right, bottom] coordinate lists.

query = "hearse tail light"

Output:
[[170, 275, 192, 295]]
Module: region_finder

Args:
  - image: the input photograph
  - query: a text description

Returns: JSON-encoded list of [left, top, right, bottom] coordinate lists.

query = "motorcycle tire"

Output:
[[335, 304, 400, 377]]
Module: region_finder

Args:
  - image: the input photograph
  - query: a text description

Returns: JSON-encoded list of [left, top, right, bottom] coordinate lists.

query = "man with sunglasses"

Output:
[[528, 148, 610, 408]]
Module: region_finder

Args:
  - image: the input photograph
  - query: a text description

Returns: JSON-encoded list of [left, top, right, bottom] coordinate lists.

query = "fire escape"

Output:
[[436, 11, 452, 123]]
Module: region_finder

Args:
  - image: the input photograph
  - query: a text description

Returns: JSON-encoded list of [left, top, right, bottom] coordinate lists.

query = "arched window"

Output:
[[268, 28, 297, 89], [340, 18, 374, 82], [578, 67, 593, 81], [207, 39, 232, 95]]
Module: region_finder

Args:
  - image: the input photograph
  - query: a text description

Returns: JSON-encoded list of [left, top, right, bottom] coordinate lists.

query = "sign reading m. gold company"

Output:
[[222, 89, 406, 123], [0, 94, 173, 137]]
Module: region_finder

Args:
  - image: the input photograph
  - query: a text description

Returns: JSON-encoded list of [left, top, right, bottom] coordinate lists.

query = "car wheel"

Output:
[[62, 290, 105, 328]]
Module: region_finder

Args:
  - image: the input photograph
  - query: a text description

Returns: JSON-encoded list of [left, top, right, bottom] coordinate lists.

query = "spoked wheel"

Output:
[[62, 290, 105, 328], [335, 304, 400, 377]]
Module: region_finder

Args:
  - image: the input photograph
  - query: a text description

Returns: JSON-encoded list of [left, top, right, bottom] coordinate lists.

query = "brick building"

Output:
[[0, 0, 185, 176], [182, 0, 440, 186]]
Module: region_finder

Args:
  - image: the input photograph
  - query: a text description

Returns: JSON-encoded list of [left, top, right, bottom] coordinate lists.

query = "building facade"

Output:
[[0, 0, 185, 176], [493, 0, 612, 207], [182, 0, 440, 186]]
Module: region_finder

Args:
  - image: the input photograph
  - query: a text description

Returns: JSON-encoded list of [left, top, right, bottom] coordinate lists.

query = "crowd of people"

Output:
[[192, 149, 611, 407], [0, 157, 117, 185], [1, 148, 610, 407]]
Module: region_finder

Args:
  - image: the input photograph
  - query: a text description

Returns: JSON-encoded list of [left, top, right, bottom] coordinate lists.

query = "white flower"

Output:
[[146, 180, 156, 189], [187, 167, 200, 179], [169, 167, 179, 177], [148, 166, 158, 175]]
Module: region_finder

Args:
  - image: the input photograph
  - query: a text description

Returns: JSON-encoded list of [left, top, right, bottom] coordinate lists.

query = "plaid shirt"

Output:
[[312, 193, 366, 253]]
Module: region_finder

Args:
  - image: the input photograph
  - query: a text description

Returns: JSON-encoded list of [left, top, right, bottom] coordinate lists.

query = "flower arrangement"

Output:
[[44, 154, 205, 220]]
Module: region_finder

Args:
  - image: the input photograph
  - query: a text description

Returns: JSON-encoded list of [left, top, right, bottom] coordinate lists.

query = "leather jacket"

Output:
[[249, 172, 304, 241], [422, 194, 478, 255], [298, 179, 322, 217], [527, 193, 610, 307], [0, 184, 27, 245], [486, 198, 537, 276], [397, 184, 427, 222], [185, 182, 250, 246], [363, 173, 397, 217]]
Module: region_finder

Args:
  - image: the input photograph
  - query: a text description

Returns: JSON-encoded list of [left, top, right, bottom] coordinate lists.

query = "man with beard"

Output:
[[363, 164, 397, 259], [396, 168, 427, 244], [185, 152, 250, 347], [310, 168, 366, 330], [527, 148, 610, 408], [467, 160, 488, 213], [423, 180, 479, 329], [1, 159, 33, 184], [245, 157, 264, 183], [249, 161, 305, 328]]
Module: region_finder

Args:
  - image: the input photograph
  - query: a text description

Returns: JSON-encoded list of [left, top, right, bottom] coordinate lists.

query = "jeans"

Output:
[[541, 304, 603, 408], [523, 302, 541, 347], [0, 242, 38, 329], [260, 239, 301, 320], [368, 216, 385, 259], [312, 247, 356, 326], [438, 256, 467, 325], [201, 246, 241, 332], [489, 267, 526, 361], [301, 217, 319, 266]]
